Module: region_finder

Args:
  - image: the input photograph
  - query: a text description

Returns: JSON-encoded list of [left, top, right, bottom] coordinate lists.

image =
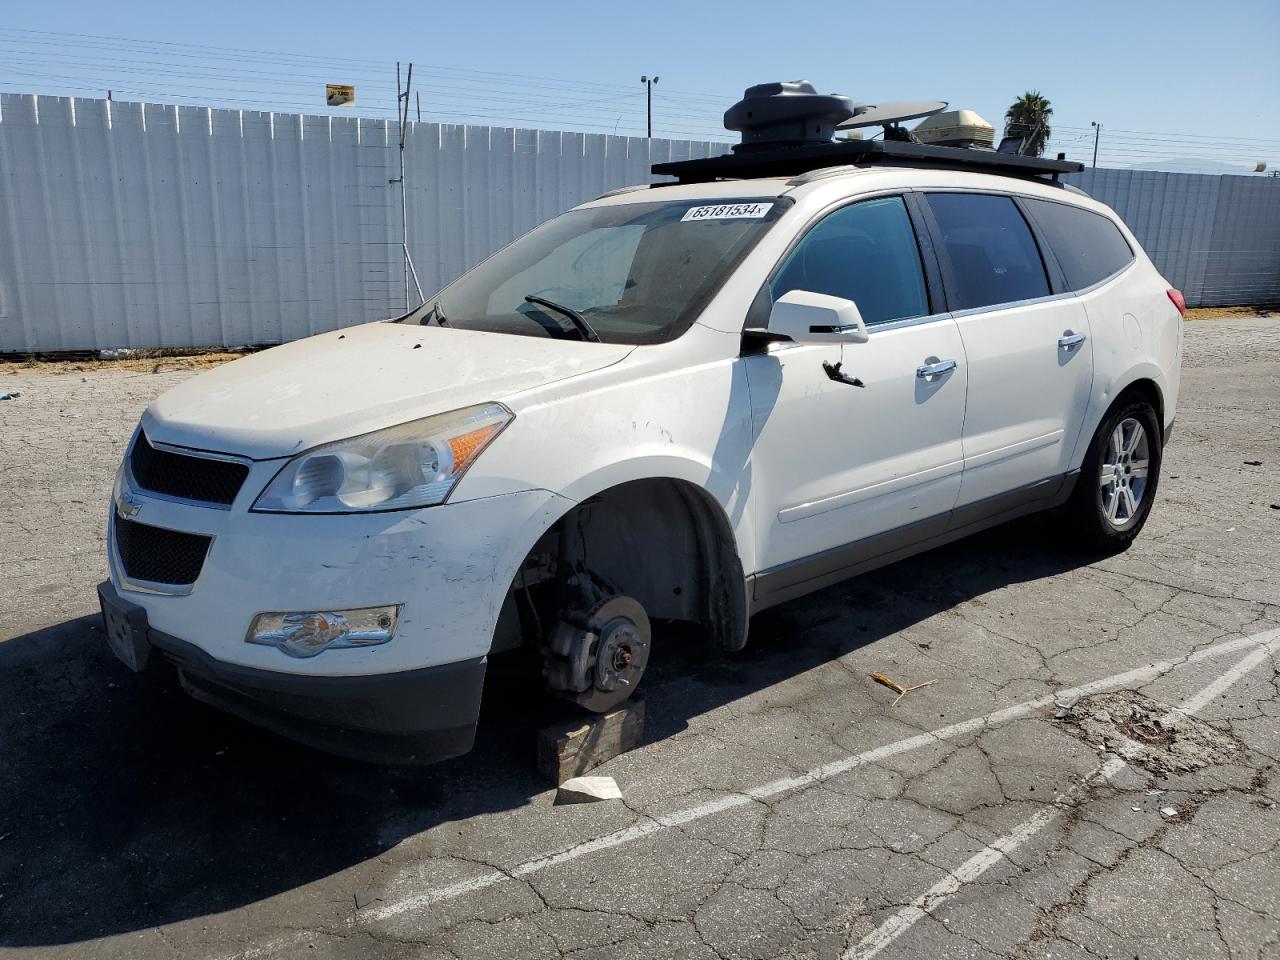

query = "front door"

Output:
[[743, 196, 967, 601]]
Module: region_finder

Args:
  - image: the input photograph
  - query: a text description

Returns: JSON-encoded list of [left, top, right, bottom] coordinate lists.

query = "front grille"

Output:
[[115, 517, 212, 586], [129, 433, 248, 506]]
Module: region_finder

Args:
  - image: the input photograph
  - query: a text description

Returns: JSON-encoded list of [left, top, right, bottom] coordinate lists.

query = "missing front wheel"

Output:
[[544, 595, 651, 713]]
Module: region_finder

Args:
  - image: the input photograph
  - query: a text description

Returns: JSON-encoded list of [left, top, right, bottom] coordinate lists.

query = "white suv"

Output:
[[98, 88, 1183, 764]]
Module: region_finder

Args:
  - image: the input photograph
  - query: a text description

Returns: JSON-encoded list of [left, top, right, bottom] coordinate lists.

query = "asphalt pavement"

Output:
[[1, 317, 1277, 960]]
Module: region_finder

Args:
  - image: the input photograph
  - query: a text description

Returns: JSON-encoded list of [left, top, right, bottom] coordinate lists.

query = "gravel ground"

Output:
[[1, 317, 1278, 960]]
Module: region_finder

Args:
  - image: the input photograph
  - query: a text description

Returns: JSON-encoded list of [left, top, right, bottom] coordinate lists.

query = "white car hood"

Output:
[[143, 321, 632, 459]]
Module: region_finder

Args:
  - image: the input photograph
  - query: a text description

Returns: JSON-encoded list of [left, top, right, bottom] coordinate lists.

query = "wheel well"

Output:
[[1116, 378, 1165, 438], [495, 478, 748, 654]]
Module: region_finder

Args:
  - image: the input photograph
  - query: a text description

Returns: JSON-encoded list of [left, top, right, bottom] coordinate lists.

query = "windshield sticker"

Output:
[[680, 202, 773, 222]]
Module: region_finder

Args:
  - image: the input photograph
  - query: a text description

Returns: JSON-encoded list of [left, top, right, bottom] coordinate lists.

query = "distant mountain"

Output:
[[1121, 158, 1264, 176]]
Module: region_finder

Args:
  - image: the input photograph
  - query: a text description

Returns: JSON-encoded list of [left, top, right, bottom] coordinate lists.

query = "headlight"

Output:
[[252, 403, 511, 513]]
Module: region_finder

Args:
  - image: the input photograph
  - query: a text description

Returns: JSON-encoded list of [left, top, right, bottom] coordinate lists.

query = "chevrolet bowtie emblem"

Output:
[[116, 492, 144, 519]]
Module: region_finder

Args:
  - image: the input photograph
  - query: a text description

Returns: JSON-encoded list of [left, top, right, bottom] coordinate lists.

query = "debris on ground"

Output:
[[1160, 806, 1179, 818], [556, 775, 623, 804], [1243, 460, 1262, 466], [871, 674, 938, 706], [1056, 691, 1243, 776], [0, 391, 19, 400], [354, 889, 384, 910]]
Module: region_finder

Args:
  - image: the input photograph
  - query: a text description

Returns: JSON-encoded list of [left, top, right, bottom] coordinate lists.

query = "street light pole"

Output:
[[1091, 121, 1102, 169], [641, 75, 659, 139]]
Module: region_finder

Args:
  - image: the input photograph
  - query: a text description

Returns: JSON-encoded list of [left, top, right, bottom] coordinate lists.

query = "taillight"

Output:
[[1167, 288, 1186, 317]]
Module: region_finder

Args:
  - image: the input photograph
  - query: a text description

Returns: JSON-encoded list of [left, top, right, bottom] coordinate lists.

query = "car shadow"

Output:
[[0, 514, 1093, 948]]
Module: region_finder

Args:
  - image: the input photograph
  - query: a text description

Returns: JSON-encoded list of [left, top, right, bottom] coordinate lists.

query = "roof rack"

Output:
[[652, 138, 1084, 184], [651, 81, 1084, 184]]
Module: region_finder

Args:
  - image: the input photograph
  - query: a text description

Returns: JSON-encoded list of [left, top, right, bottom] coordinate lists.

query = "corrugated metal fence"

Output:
[[0, 94, 721, 352], [1064, 168, 1280, 309], [1, 93, 1277, 352]]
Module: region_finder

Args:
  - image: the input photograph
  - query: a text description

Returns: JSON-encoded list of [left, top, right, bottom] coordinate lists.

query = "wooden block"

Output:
[[537, 699, 646, 785]]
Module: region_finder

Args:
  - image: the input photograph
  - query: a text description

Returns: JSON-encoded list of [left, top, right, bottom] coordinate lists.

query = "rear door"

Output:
[[921, 191, 1094, 508]]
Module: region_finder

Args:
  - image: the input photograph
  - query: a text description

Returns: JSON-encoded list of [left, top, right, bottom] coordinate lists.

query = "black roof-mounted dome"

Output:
[[724, 81, 858, 152]]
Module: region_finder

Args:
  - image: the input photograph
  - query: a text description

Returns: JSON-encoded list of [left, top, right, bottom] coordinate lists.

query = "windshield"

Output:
[[399, 196, 789, 344]]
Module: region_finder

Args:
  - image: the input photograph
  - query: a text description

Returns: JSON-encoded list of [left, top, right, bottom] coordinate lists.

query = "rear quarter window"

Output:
[[1022, 198, 1134, 291]]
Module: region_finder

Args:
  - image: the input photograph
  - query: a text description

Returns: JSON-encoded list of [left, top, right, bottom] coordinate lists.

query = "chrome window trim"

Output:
[[861, 310, 954, 335], [1070, 256, 1138, 297], [126, 431, 254, 511], [946, 289, 1078, 322], [108, 510, 214, 598]]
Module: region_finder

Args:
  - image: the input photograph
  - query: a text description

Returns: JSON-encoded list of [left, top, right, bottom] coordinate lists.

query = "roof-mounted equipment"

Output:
[[653, 81, 1084, 183], [724, 81, 860, 150], [836, 100, 949, 142]]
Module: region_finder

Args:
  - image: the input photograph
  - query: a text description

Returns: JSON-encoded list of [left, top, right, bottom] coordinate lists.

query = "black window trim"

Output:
[[744, 189, 947, 335]]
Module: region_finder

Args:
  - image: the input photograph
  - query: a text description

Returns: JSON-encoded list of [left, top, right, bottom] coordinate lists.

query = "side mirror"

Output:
[[766, 290, 869, 345]]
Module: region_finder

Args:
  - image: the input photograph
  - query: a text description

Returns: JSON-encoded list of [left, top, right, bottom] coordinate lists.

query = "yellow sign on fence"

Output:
[[326, 84, 356, 107]]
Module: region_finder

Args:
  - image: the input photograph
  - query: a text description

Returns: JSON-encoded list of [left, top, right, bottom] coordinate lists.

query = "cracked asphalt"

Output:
[[1, 317, 1278, 960]]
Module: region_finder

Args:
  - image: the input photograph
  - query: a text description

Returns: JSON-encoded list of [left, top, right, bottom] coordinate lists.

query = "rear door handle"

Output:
[[1058, 331, 1087, 350], [916, 359, 957, 381]]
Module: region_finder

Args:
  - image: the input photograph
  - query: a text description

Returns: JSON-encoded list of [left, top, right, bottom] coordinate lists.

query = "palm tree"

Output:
[[1004, 91, 1053, 157]]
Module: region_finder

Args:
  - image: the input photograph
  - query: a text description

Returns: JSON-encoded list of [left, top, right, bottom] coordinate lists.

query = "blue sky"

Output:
[[3, 0, 1277, 170]]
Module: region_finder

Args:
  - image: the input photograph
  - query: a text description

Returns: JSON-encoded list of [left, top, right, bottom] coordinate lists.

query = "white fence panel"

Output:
[[0, 94, 721, 352], [3, 91, 1276, 351]]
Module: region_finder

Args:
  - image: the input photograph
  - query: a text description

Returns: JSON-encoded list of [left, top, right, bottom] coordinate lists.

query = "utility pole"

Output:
[[1091, 121, 1102, 169], [640, 75, 659, 139]]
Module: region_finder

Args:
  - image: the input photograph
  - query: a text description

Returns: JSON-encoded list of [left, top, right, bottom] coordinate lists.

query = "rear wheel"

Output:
[[1063, 396, 1163, 553]]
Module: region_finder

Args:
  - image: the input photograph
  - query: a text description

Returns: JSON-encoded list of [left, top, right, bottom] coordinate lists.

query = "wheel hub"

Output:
[[545, 595, 651, 713]]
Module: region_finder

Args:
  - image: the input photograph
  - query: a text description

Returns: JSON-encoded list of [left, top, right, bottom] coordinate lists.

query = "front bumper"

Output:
[[106, 476, 567, 676], [99, 580, 485, 764]]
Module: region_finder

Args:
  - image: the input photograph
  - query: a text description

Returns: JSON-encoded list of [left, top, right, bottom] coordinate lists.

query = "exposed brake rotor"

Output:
[[545, 595, 651, 713]]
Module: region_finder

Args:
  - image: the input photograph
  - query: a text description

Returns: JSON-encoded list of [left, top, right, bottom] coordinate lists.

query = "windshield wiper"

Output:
[[524, 295, 602, 343]]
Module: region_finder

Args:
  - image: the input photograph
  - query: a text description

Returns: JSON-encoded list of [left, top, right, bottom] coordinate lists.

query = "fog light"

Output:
[[247, 605, 400, 658]]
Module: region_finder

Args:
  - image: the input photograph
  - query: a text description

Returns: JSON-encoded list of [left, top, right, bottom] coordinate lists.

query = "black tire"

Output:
[[1062, 395, 1163, 554]]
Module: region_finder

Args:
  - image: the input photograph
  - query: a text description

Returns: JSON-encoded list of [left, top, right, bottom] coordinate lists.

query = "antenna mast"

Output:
[[394, 62, 425, 313]]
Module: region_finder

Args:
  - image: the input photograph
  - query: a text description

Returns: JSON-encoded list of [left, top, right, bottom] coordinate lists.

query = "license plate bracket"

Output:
[[98, 583, 151, 673]]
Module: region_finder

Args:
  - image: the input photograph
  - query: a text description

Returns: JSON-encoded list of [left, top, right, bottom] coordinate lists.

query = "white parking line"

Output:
[[357, 626, 1280, 929], [842, 631, 1280, 960]]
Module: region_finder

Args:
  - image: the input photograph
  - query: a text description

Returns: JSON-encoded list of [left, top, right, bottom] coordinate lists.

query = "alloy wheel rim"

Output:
[[1100, 417, 1150, 528]]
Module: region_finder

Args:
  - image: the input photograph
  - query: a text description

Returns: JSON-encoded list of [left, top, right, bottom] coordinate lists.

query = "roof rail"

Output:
[[785, 164, 860, 186], [593, 183, 648, 200], [652, 139, 1084, 184]]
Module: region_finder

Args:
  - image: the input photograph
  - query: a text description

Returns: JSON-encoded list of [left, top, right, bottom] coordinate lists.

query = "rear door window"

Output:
[[924, 193, 1051, 310], [1022, 198, 1134, 290], [770, 196, 929, 326]]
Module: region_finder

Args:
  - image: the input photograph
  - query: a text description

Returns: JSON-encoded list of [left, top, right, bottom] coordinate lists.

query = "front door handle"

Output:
[[916, 359, 957, 381], [1058, 331, 1087, 350]]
